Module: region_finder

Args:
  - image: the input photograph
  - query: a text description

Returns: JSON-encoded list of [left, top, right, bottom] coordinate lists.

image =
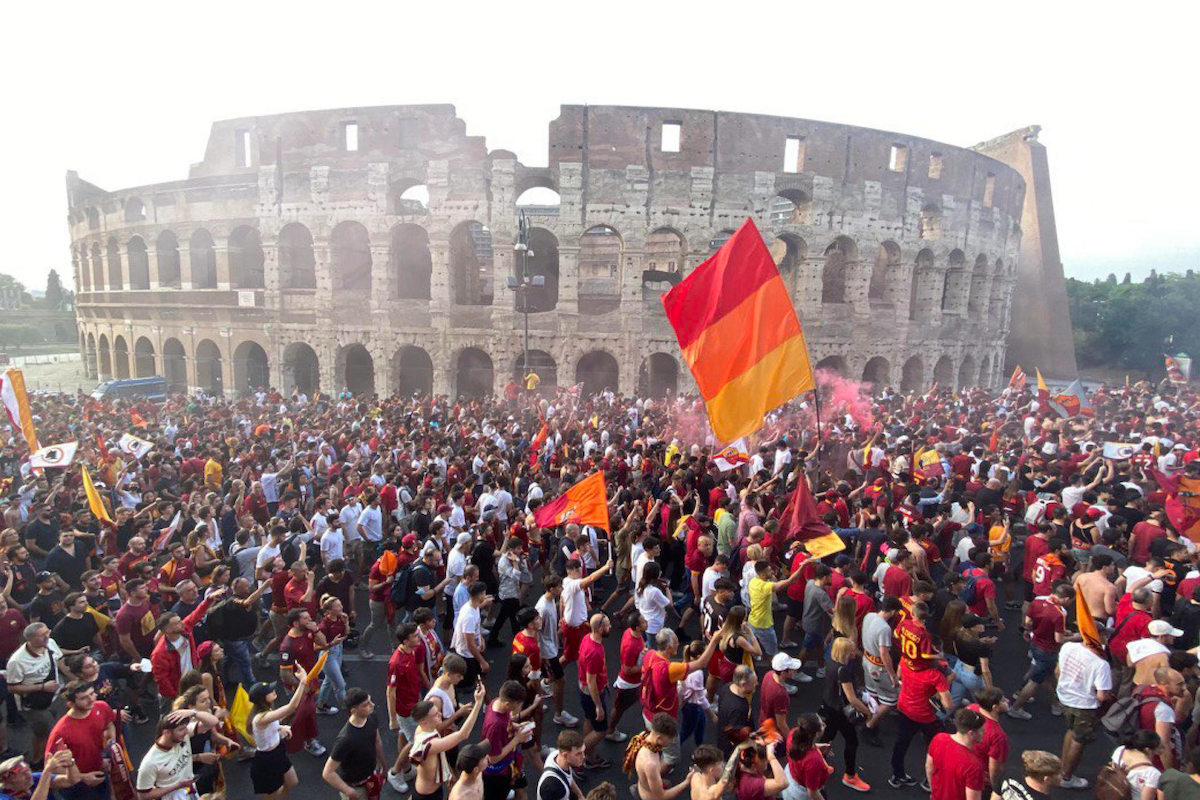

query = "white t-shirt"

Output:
[[309, 513, 329, 541], [1062, 486, 1087, 510], [561, 577, 588, 627], [6, 641, 64, 704], [320, 528, 344, 562], [446, 549, 467, 597], [255, 543, 282, 572], [425, 685, 457, 720], [701, 567, 723, 603], [357, 506, 383, 542], [636, 585, 671, 635], [1056, 641, 1113, 709], [137, 741, 195, 800], [340, 504, 363, 542], [1123, 565, 1164, 594], [1126, 638, 1171, 666], [535, 594, 560, 659], [1111, 747, 1161, 797], [451, 604, 482, 658], [632, 551, 653, 588]]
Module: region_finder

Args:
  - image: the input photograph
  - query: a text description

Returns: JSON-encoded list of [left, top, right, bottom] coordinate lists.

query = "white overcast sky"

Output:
[[3, 0, 1197, 291]]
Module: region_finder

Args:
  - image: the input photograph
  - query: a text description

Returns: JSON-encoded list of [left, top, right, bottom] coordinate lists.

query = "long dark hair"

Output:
[[787, 713, 823, 761], [637, 562, 662, 597]]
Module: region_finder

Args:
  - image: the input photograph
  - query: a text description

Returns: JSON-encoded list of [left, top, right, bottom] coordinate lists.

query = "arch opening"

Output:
[[106, 239, 122, 290], [576, 351, 619, 396], [514, 350, 557, 391], [933, 355, 954, 388], [901, 356, 924, 393], [331, 221, 372, 293], [233, 341, 270, 395], [643, 228, 686, 299], [229, 227, 265, 289], [769, 189, 812, 227], [163, 338, 186, 392], [127, 237, 150, 290], [393, 346, 433, 397], [862, 356, 891, 389], [870, 242, 900, 303], [638, 353, 679, 399], [189, 230, 217, 289], [822, 237, 856, 304], [278, 223, 316, 290], [134, 337, 156, 378], [341, 345, 375, 396], [815, 355, 848, 377], [195, 339, 223, 395], [282, 343, 319, 396], [578, 225, 622, 315], [958, 355, 976, 388], [156, 231, 181, 289], [521, 228, 559, 312], [455, 348, 494, 399], [97, 335, 112, 380]]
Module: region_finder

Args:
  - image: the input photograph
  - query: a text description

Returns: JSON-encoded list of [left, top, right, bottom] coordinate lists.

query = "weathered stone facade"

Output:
[[66, 104, 1040, 398]]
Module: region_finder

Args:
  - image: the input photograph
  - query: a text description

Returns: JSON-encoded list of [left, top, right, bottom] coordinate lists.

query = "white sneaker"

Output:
[[1006, 706, 1032, 721], [554, 711, 580, 727], [795, 671, 814, 683], [605, 730, 629, 742], [1060, 776, 1089, 790], [304, 739, 327, 757], [316, 705, 339, 716], [387, 771, 410, 793], [785, 683, 798, 695], [815, 668, 826, 678]]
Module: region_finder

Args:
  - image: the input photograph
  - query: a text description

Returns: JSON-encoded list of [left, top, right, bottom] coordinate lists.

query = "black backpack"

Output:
[[390, 563, 416, 607]]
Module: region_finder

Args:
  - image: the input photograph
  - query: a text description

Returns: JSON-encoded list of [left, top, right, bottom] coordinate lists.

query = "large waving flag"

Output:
[[776, 475, 844, 559], [662, 218, 813, 442], [529, 422, 548, 469], [117, 433, 153, 460], [81, 465, 114, 525], [29, 442, 78, 469], [1035, 368, 1050, 405], [1048, 379, 1094, 419], [533, 471, 609, 531], [1008, 365, 1027, 392], [1166, 355, 1189, 384], [712, 438, 750, 472], [0, 370, 38, 452]]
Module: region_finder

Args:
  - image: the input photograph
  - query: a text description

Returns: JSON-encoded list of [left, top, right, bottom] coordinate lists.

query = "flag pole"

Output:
[[811, 372, 823, 468]]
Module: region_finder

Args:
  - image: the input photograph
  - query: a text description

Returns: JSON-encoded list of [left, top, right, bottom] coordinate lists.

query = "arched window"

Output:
[[455, 348, 494, 398], [822, 237, 856, 304], [968, 254, 989, 317], [522, 229, 559, 312], [278, 223, 316, 290], [576, 351, 619, 395], [228, 227, 265, 289], [918, 204, 941, 240], [644, 228, 687, 298], [124, 197, 145, 223], [189, 230, 217, 289], [578, 226, 622, 315], [330, 222, 372, 292], [106, 238, 122, 289], [870, 242, 900, 302], [89, 243, 103, 291], [942, 250, 966, 312], [393, 346, 433, 396], [769, 189, 812, 227], [448, 222, 490, 305], [127, 237, 150, 289], [156, 231, 180, 288]]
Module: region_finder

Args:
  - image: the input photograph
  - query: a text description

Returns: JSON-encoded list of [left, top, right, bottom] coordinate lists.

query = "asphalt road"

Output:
[[11, 575, 1113, 798]]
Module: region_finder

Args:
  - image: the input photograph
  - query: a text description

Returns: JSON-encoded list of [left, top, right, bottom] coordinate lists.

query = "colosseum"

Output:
[[65, 104, 1075, 400]]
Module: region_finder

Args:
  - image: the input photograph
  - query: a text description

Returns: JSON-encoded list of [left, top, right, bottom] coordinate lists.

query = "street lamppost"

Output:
[[509, 211, 544, 388]]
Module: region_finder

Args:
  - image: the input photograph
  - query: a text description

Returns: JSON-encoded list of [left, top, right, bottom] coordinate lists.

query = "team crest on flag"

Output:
[[118, 433, 153, 460], [29, 442, 78, 469], [712, 438, 750, 472], [1102, 442, 1137, 460]]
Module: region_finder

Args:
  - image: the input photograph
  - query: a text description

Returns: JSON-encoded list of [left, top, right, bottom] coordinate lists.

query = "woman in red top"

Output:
[[734, 742, 789, 800], [786, 714, 834, 800], [316, 594, 349, 714]]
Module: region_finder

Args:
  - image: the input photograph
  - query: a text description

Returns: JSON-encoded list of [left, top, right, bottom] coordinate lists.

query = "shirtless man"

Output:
[[410, 682, 487, 800], [689, 743, 747, 800], [1073, 554, 1118, 628], [635, 713, 693, 800], [448, 743, 490, 800]]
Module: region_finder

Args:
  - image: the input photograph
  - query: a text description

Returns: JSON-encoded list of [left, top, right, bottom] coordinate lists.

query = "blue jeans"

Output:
[[950, 659, 985, 706], [751, 624, 779, 658], [223, 638, 254, 689], [679, 702, 706, 747], [317, 644, 345, 709]]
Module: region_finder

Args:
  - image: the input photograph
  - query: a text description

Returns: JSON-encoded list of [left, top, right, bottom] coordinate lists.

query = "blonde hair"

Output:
[[1021, 750, 1062, 779], [745, 544, 765, 564], [830, 635, 857, 664], [832, 596, 858, 644]]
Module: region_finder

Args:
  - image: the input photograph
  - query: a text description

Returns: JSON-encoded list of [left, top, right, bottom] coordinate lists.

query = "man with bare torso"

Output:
[[1073, 554, 1118, 627], [634, 713, 692, 800]]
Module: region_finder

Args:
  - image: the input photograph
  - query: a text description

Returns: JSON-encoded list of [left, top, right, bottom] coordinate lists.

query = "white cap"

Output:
[[1148, 619, 1184, 638], [456, 533, 472, 546], [771, 652, 804, 672]]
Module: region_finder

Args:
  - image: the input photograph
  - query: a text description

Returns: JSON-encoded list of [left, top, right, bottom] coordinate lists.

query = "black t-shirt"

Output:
[[116, 520, 137, 553], [471, 541, 497, 593], [409, 563, 436, 610], [317, 573, 354, 611], [45, 545, 88, 588], [8, 563, 36, 605], [331, 715, 379, 784], [410, 511, 432, 540], [538, 758, 575, 800], [25, 519, 59, 554], [715, 684, 752, 756], [51, 613, 99, 652], [1171, 601, 1200, 651], [28, 591, 65, 628], [952, 635, 992, 672], [823, 657, 857, 708]]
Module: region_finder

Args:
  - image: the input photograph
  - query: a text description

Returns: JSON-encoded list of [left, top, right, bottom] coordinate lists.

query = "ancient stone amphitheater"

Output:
[[66, 104, 1074, 399]]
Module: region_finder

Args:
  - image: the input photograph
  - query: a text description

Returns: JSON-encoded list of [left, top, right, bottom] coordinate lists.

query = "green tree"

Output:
[[44, 270, 63, 309]]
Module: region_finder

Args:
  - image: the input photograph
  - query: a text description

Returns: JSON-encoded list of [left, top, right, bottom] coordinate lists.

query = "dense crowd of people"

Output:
[[2, 374, 1200, 800]]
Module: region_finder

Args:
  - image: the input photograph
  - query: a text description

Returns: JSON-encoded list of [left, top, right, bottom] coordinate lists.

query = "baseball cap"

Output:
[[437, 504, 452, 514], [456, 533, 472, 546], [0, 756, 25, 775], [771, 653, 804, 672], [1149, 620, 1184, 638], [402, 533, 417, 546], [35, 571, 54, 583]]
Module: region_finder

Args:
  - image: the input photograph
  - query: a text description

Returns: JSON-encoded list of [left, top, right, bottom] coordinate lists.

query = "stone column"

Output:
[[320, 340, 338, 394], [428, 238, 453, 316], [220, 332, 235, 398], [796, 257, 824, 318], [147, 246, 161, 290], [370, 243, 392, 316], [177, 241, 193, 290], [557, 245, 580, 317], [117, 244, 132, 290], [214, 243, 232, 290], [313, 238, 334, 317], [262, 236, 281, 311]]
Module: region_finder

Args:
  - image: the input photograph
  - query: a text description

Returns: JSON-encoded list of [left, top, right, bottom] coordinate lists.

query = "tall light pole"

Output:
[[510, 211, 545, 386]]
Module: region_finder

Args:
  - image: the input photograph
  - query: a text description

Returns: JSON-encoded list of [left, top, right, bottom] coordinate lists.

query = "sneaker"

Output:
[[303, 739, 327, 757], [387, 771, 410, 793], [795, 671, 814, 683], [785, 683, 798, 695], [1006, 706, 1032, 720], [316, 705, 339, 716], [863, 728, 883, 748], [842, 775, 871, 793], [1060, 776, 1089, 790], [359, 649, 375, 660], [605, 731, 629, 743], [130, 710, 150, 725], [888, 775, 917, 789], [554, 711, 580, 727], [1051, 703, 1064, 717], [920, 779, 931, 793], [815, 668, 826, 679]]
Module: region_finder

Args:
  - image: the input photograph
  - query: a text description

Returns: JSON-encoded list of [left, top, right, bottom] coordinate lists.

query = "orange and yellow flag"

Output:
[[662, 218, 813, 442], [81, 465, 113, 525], [532, 471, 610, 531]]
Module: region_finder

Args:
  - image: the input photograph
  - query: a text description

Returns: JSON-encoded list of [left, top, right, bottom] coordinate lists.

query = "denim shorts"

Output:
[[752, 624, 779, 657]]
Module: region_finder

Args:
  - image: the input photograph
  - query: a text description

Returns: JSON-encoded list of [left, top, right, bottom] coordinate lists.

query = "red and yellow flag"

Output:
[[82, 465, 114, 525], [533, 471, 609, 531], [529, 422, 548, 469], [1035, 368, 1050, 405], [661, 219, 813, 442]]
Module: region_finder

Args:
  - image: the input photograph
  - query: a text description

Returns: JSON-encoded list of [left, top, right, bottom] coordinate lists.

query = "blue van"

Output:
[[90, 376, 169, 402]]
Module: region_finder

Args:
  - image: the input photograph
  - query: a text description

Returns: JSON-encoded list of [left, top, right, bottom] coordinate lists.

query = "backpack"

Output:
[[1093, 762, 1131, 800], [1100, 692, 1160, 742], [389, 562, 416, 607], [959, 571, 980, 605]]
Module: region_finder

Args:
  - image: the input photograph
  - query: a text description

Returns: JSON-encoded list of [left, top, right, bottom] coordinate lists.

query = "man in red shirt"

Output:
[[577, 613, 611, 770], [1130, 513, 1167, 565], [283, 561, 319, 619], [963, 552, 1002, 630], [640, 629, 719, 770], [1109, 587, 1155, 667], [841, 571, 876, 631], [386, 622, 425, 794], [279, 608, 325, 757], [1009, 584, 1072, 719], [895, 601, 937, 671], [117, 536, 150, 579], [968, 687, 1010, 789], [606, 611, 647, 741], [883, 549, 914, 598], [45, 681, 118, 784], [890, 649, 952, 788], [926, 708, 986, 800], [760, 653, 799, 732], [1031, 538, 1070, 597], [1021, 523, 1052, 613]]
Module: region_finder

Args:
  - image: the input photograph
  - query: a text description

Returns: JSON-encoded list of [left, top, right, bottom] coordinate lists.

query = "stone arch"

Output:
[[195, 339, 223, 395], [942, 249, 966, 312], [815, 355, 848, 377], [393, 346, 433, 397], [933, 355, 954, 387], [523, 228, 559, 312], [124, 197, 145, 223], [339, 344, 375, 395], [447, 222, 490, 305], [514, 350, 557, 390], [968, 254, 989, 317], [638, 353, 679, 398], [97, 335, 112, 380], [770, 189, 812, 227], [106, 238, 122, 289], [392, 223, 433, 301], [645, 228, 686, 274], [112, 335, 130, 380], [979, 355, 992, 389], [775, 234, 807, 277], [393, 183, 430, 215], [870, 241, 900, 302], [578, 225, 622, 315], [455, 347, 494, 399], [958, 355, 977, 388], [156, 230, 181, 289], [901, 355, 924, 393], [278, 223, 316, 290], [576, 350, 619, 395], [909, 248, 934, 320], [282, 342, 320, 396], [134, 337, 156, 378], [233, 341, 270, 394], [862, 356, 890, 388], [163, 339, 186, 391], [85, 333, 97, 380], [90, 243, 104, 291], [189, 229, 217, 289], [918, 204, 941, 240], [228, 226, 265, 289], [515, 181, 560, 209], [127, 236, 150, 289], [330, 221, 372, 292], [822, 237, 856, 304]]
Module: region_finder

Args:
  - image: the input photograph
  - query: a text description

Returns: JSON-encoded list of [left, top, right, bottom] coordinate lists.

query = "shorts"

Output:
[[801, 630, 823, 651], [786, 596, 804, 619], [1064, 706, 1098, 744], [23, 707, 53, 739], [1025, 644, 1057, 685], [543, 656, 564, 682], [462, 656, 482, 688], [1024, 581, 1036, 602], [579, 686, 610, 727], [863, 661, 898, 706], [560, 622, 589, 664], [751, 624, 779, 658], [395, 712, 418, 743]]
